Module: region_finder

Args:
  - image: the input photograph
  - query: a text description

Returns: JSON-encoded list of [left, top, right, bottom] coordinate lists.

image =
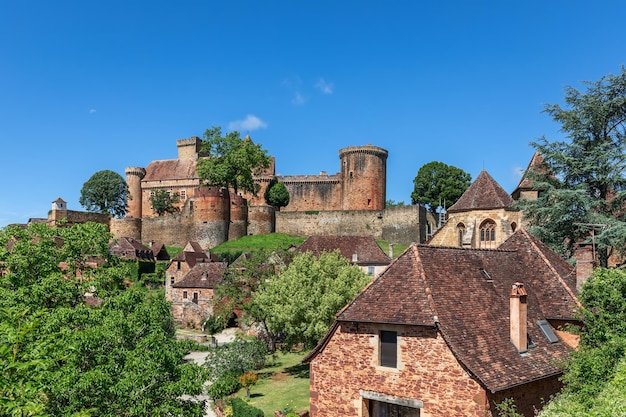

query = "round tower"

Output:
[[339, 145, 388, 211], [228, 192, 248, 241], [125, 167, 146, 218], [192, 187, 230, 247]]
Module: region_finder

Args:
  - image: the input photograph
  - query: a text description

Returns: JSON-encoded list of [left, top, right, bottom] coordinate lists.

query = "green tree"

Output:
[[516, 68, 626, 266], [149, 189, 180, 216], [0, 222, 206, 416], [79, 170, 129, 217], [196, 127, 271, 195], [264, 178, 290, 209], [411, 161, 471, 213], [539, 268, 626, 415], [385, 199, 406, 208], [251, 251, 371, 350]]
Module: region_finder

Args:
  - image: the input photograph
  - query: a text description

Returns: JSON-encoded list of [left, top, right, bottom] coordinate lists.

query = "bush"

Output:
[[230, 397, 264, 417], [203, 315, 226, 335], [208, 374, 242, 400]]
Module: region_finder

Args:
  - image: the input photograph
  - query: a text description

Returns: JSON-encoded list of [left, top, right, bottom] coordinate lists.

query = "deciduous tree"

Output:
[[251, 251, 370, 349], [264, 178, 290, 209], [196, 127, 271, 196], [411, 161, 471, 213], [149, 189, 180, 216], [79, 170, 129, 217]]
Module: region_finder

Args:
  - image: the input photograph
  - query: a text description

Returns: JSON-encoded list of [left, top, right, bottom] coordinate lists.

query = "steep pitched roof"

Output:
[[447, 170, 514, 213], [109, 237, 154, 259], [172, 262, 227, 289], [296, 235, 391, 265], [172, 250, 210, 268], [511, 151, 549, 200], [143, 159, 197, 182], [312, 229, 579, 392]]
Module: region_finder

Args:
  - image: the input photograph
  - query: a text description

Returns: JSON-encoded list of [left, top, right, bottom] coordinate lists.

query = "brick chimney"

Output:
[[510, 282, 528, 353], [574, 242, 595, 292]]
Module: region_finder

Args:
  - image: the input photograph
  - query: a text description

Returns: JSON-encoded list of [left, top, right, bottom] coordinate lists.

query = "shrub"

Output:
[[208, 374, 241, 400], [230, 397, 264, 417]]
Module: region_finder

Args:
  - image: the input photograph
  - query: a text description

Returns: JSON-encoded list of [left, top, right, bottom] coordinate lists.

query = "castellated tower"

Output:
[[339, 145, 388, 211], [125, 167, 146, 218], [177, 137, 202, 160]]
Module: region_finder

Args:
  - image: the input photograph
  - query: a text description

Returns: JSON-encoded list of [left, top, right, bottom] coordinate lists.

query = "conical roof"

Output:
[[511, 151, 546, 200], [448, 170, 513, 213]]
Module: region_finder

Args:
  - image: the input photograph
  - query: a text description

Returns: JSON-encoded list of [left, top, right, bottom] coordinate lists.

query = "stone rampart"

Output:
[[140, 216, 228, 249], [47, 210, 110, 227], [110, 217, 142, 241]]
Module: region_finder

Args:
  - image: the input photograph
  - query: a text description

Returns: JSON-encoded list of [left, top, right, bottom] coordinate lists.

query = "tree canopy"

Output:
[[539, 268, 626, 416], [149, 189, 180, 216], [515, 68, 626, 266], [0, 222, 206, 416], [250, 251, 371, 350], [79, 170, 129, 218], [264, 178, 290, 208], [196, 127, 271, 196], [410, 161, 471, 213]]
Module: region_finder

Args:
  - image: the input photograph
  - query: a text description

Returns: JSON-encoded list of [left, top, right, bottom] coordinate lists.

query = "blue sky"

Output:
[[1, 1, 625, 226]]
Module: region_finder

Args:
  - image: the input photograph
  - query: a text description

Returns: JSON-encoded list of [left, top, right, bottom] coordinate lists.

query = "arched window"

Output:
[[511, 222, 517, 232], [479, 219, 496, 248], [457, 223, 465, 247]]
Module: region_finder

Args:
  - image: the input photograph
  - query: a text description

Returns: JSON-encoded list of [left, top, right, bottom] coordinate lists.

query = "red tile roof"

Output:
[[296, 236, 391, 265], [448, 170, 514, 213], [317, 229, 579, 392], [172, 262, 227, 289], [143, 159, 197, 182], [511, 151, 545, 199]]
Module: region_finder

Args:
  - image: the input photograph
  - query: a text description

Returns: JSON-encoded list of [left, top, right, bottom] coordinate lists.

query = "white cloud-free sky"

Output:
[[1, 0, 625, 226]]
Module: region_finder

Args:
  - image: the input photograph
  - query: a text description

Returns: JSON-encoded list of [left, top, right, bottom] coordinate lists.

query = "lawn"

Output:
[[229, 350, 310, 416]]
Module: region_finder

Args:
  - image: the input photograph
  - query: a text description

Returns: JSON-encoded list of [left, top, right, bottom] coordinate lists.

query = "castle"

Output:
[[107, 137, 433, 248]]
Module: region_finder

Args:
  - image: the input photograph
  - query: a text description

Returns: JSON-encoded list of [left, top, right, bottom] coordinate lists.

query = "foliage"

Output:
[[79, 169, 129, 217], [149, 189, 180, 216], [515, 68, 626, 266], [385, 199, 406, 208], [251, 251, 371, 349], [203, 338, 267, 382], [495, 398, 524, 417], [538, 268, 626, 415], [208, 374, 241, 400], [0, 222, 206, 416], [196, 126, 271, 195], [238, 372, 258, 398], [230, 398, 264, 417], [265, 178, 290, 208], [410, 161, 471, 213]]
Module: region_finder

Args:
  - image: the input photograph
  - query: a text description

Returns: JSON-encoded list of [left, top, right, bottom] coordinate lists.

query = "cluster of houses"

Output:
[[88, 153, 589, 417]]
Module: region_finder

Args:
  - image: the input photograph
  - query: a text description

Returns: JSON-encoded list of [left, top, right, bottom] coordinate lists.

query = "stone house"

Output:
[[304, 228, 581, 417], [295, 235, 391, 277], [165, 241, 215, 300], [109, 237, 154, 260], [170, 261, 227, 329]]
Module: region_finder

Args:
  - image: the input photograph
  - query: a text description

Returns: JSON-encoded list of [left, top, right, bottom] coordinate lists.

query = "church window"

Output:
[[479, 220, 496, 248], [457, 223, 465, 247]]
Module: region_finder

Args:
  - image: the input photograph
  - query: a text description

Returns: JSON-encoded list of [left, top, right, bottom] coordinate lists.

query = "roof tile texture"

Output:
[[448, 170, 514, 212], [296, 235, 391, 265]]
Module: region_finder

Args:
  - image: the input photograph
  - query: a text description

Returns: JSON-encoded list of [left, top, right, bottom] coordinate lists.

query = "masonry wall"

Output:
[[488, 376, 562, 417], [279, 176, 342, 212], [47, 210, 111, 227], [170, 288, 215, 329], [428, 208, 524, 248], [309, 322, 488, 417]]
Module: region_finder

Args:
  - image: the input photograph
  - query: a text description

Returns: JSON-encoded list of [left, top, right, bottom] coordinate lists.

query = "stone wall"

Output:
[[248, 205, 275, 236], [140, 216, 228, 249], [279, 175, 342, 212], [110, 217, 142, 241], [310, 322, 488, 417], [47, 209, 110, 227], [275, 206, 430, 245]]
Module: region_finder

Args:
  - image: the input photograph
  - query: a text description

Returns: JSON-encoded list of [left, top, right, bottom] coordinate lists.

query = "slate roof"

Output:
[[309, 229, 580, 393], [296, 236, 391, 265], [143, 159, 197, 182], [172, 262, 227, 289], [447, 170, 514, 213]]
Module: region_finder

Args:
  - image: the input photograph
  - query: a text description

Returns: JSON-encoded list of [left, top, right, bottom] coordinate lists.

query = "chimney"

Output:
[[510, 282, 528, 353], [574, 242, 596, 292]]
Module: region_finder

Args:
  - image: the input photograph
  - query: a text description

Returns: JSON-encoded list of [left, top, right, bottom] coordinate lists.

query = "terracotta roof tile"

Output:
[[172, 262, 227, 289], [335, 230, 580, 392], [296, 236, 391, 265], [143, 159, 197, 182], [448, 170, 513, 213]]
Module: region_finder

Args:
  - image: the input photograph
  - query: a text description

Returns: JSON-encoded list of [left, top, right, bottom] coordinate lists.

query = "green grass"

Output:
[[231, 351, 310, 416], [211, 233, 306, 255], [377, 241, 409, 258]]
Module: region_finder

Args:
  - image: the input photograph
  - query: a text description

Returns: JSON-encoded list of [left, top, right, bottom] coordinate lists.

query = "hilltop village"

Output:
[[19, 137, 597, 416]]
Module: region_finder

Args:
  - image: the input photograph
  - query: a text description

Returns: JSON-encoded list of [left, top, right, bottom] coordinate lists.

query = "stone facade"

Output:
[[309, 322, 489, 417]]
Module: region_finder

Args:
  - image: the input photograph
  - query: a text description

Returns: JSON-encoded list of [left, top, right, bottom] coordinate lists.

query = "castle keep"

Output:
[[109, 137, 431, 248]]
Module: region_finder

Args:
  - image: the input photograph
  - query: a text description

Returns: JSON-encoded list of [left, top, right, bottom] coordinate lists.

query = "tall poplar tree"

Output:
[[516, 68, 626, 266]]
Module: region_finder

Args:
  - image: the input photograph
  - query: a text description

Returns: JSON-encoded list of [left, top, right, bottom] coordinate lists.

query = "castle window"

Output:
[[180, 190, 186, 200], [170, 276, 174, 285], [457, 223, 465, 247], [149, 191, 155, 197], [511, 222, 517, 232], [183, 291, 188, 299], [380, 330, 397, 368], [479, 220, 496, 248], [192, 292, 199, 304]]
